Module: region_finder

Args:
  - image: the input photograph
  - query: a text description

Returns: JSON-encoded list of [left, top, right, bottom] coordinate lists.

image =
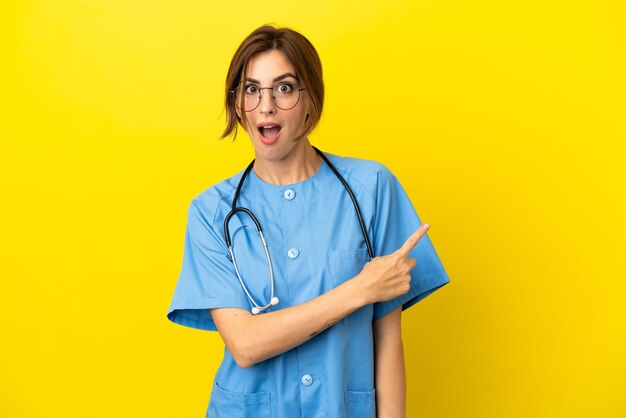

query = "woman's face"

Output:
[[240, 49, 310, 162]]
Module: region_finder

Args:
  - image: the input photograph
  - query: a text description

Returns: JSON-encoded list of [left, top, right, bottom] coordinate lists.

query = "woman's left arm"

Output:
[[373, 306, 406, 418]]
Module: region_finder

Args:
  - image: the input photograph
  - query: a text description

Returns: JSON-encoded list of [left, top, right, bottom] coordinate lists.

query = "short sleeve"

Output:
[[167, 200, 249, 331], [372, 168, 450, 321]]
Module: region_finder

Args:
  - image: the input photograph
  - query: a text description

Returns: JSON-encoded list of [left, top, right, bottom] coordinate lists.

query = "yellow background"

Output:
[[2, 0, 625, 417]]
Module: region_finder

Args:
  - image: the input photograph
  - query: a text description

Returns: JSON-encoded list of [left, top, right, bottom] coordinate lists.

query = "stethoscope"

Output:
[[223, 147, 374, 314]]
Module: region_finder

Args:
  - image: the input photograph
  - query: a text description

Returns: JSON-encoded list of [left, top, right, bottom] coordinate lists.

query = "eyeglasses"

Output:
[[232, 83, 306, 112]]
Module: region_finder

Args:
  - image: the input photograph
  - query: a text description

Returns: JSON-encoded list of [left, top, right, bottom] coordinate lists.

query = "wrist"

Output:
[[344, 272, 372, 308]]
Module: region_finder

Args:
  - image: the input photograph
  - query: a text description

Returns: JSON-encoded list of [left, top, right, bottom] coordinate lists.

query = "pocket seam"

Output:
[[213, 381, 269, 405], [345, 388, 376, 403]]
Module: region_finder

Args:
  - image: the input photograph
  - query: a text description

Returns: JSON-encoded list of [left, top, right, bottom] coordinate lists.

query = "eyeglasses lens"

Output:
[[235, 87, 301, 112]]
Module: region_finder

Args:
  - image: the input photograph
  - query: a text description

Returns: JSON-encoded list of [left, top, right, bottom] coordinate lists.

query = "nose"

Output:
[[259, 88, 276, 115]]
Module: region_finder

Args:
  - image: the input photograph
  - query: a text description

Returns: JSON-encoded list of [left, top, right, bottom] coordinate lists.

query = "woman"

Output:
[[168, 25, 449, 418]]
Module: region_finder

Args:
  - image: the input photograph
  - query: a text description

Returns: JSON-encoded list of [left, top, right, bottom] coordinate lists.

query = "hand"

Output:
[[357, 224, 430, 304]]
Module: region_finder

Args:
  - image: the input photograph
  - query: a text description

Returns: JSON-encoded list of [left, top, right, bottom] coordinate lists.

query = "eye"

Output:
[[275, 83, 293, 94], [244, 85, 259, 94]]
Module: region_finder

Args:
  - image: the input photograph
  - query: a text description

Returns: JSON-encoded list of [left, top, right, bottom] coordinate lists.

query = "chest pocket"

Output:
[[330, 249, 373, 324]]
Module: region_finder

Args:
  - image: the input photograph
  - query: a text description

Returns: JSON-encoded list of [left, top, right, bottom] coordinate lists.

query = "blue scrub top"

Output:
[[167, 153, 450, 418]]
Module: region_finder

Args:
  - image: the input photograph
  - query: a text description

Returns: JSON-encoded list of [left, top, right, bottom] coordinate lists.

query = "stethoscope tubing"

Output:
[[227, 228, 277, 315], [313, 147, 374, 260], [223, 147, 374, 314]]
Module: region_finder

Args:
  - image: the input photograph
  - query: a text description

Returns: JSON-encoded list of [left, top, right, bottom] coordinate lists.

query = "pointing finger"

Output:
[[396, 224, 429, 257]]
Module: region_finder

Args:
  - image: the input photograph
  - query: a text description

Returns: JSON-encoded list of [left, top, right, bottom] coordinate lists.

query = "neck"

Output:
[[253, 141, 322, 186]]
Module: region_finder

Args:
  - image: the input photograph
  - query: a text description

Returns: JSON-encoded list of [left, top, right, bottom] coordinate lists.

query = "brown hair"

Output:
[[221, 25, 324, 139]]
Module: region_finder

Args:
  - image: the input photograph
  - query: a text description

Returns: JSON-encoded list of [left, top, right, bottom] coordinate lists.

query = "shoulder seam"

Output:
[[210, 186, 236, 229], [191, 184, 238, 231], [329, 160, 378, 203]]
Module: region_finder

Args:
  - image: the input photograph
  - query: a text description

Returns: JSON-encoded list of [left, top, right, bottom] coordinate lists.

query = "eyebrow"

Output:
[[245, 72, 299, 85]]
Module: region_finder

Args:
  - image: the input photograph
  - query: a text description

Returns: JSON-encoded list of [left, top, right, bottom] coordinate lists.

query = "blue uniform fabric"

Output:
[[167, 153, 450, 418]]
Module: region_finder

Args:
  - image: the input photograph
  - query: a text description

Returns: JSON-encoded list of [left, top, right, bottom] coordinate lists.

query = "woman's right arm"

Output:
[[210, 224, 429, 368]]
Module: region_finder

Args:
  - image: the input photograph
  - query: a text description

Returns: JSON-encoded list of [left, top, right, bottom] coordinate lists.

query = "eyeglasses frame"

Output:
[[231, 85, 307, 112]]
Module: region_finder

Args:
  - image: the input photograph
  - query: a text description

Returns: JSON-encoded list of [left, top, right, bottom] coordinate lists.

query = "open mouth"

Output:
[[258, 125, 281, 139]]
